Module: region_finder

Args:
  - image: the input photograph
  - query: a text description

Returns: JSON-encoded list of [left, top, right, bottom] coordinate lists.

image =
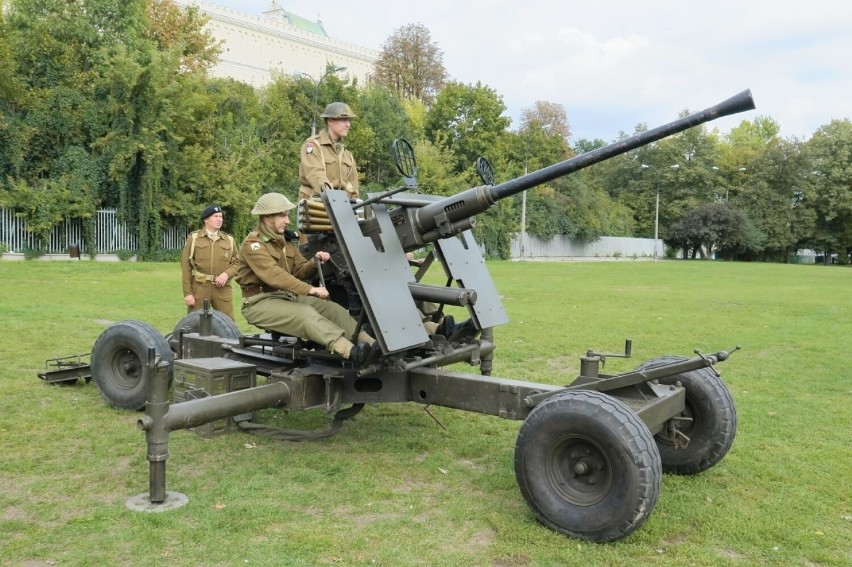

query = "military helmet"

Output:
[[320, 102, 357, 119], [251, 193, 296, 215]]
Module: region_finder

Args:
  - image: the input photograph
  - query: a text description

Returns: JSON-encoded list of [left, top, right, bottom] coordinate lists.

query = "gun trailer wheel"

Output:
[[514, 390, 662, 542], [636, 356, 737, 475], [91, 320, 173, 410]]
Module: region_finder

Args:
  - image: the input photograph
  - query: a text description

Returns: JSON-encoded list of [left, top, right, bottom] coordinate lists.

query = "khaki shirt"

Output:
[[235, 230, 317, 296], [180, 229, 239, 296], [298, 129, 359, 200]]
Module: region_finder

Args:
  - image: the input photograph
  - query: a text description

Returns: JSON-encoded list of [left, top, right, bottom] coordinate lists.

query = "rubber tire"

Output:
[[514, 390, 662, 542], [168, 310, 242, 352], [91, 320, 174, 410], [636, 356, 737, 475]]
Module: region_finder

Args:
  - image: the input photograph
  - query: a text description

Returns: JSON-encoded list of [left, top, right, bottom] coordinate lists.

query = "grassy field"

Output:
[[1, 259, 850, 566]]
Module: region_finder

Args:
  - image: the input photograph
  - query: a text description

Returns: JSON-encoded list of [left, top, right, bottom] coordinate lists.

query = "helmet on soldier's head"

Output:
[[251, 193, 296, 215], [320, 102, 357, 119]]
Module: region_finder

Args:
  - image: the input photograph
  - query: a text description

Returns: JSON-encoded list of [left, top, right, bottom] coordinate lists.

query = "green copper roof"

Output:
[[265, 5, 329, 38]]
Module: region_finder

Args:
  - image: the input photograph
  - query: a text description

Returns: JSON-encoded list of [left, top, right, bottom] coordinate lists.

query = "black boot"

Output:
[[449, 318, 477, 339], [351, 341, 382, 366], [350, 342, 370, 366], [437, 314, 455, 337]]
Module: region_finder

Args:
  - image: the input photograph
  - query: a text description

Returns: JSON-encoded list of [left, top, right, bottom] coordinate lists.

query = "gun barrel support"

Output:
[[408, 283, 477, 307]]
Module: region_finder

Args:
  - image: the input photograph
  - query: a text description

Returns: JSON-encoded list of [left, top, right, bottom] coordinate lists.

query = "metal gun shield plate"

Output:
[[435, 228, 509, 329], [323, 189, 430, 353]]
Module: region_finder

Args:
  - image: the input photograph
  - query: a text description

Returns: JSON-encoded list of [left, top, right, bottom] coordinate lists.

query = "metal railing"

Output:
[[0, 208, 189, 255]]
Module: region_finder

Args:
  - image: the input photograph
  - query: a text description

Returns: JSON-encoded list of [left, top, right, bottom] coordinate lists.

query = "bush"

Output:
[[115, 249, 135, 261], [23, 245, 46, 260], [139, 248, 182, 262]]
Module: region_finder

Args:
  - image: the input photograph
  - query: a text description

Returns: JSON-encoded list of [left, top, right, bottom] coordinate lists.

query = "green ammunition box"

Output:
[[172, 357, 257, 437]]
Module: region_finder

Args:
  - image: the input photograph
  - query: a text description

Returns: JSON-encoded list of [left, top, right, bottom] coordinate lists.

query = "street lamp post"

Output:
[[732, 167, 746, 202], [299, 65, 347, 136], [641, 163, 679, 262]]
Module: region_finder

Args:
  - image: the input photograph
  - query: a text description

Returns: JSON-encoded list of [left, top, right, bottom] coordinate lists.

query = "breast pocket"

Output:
[[193, 238, 212, 260]]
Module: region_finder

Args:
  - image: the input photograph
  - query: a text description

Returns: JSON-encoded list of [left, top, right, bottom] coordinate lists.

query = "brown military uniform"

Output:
[[180, 229, 239, 319], [235, 229, 358, 350], [298, 129, 359, 201]]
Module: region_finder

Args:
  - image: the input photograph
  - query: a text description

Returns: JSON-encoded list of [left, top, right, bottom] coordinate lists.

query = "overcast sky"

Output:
[[207, 0, 850, 143]]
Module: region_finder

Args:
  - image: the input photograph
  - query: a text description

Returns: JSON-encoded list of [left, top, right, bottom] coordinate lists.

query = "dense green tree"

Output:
[[257, 74, 307, 199], [424, 81, 510, 174], [669, 203, 748, 259], [412, 138, 470, 196], [0, 0, 238, 255], [728, 137, 815, 261], [804, 119, 852, 263], [352, 85, 413, 191]]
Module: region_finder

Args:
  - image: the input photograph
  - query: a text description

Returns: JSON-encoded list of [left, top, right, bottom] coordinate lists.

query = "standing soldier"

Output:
[[298, 102, 360, 201], [180, 205, 239, 320]]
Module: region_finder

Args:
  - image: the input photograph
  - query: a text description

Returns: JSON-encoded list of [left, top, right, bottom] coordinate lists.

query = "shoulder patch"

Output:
[[305, 143, 314, 154], [250, 242, 261, 251]]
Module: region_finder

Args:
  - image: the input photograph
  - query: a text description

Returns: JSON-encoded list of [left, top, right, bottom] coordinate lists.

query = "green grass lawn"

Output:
[[1, 259, 850, 566]]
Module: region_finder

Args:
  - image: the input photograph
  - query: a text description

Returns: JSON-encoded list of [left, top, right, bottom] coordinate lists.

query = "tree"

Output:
[[351, 85, 413, 191], [668, 203, 747, 259], [519, 101, 571, 141], [805, 119, 852, 264], [373, 23, 446, 105], [0, 0, 231, 256], [145, 0, 222, 74], [729, 137, 815, 261], [424, 81, 510, 174]]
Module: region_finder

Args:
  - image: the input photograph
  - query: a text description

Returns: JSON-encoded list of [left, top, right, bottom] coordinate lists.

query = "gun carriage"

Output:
[[59, 90, 754, 542]]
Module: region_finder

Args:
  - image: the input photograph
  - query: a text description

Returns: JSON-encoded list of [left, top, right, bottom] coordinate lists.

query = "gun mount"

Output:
[[72, 90, 753, 542]]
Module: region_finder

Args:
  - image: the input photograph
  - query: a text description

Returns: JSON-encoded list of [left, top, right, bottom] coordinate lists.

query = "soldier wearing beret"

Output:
[[298, 102, 360, 201], [235, 193, 379, 365], [180, 205, 239, 320]]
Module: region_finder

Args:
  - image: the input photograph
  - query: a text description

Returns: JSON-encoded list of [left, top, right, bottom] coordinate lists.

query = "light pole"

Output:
[[641, 163, 679, 262], [299, 65, 347, 136], [731, 167, 746, 202]]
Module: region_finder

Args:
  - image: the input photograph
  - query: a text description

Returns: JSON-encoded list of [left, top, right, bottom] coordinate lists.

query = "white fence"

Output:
[[2, 207, 655, 259], [510, 234, 658, 259], [0, 208, 188, 255]]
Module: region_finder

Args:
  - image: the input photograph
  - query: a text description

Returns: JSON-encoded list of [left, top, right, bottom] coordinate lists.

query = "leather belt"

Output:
[[241, 284, 278, 298]]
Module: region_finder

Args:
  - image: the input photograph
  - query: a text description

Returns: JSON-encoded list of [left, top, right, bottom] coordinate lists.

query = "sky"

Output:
[[206, 0, 851, 143]]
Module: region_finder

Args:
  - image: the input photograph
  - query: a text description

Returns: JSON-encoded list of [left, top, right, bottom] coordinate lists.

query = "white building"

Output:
[[175, 1, 378, 88]]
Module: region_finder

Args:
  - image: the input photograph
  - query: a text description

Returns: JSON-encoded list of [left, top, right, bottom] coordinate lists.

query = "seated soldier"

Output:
[[236, 192, 378, 365]]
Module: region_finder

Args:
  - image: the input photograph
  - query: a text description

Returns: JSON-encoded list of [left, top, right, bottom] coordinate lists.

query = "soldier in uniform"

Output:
[[235, 193, 379, 366], [298, 102, 360, 201], [180, 205, 239, 320]]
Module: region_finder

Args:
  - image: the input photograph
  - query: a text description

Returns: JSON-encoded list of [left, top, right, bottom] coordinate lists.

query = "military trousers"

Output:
[[189, 282, 234, 320], [241, 291, 357, 350]]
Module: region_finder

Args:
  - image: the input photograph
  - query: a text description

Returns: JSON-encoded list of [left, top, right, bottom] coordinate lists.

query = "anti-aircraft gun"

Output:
[[84, 89, 755, 542]]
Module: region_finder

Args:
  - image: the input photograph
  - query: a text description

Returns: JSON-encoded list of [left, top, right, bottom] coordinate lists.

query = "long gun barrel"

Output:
[[402, 89, 755, 244]]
